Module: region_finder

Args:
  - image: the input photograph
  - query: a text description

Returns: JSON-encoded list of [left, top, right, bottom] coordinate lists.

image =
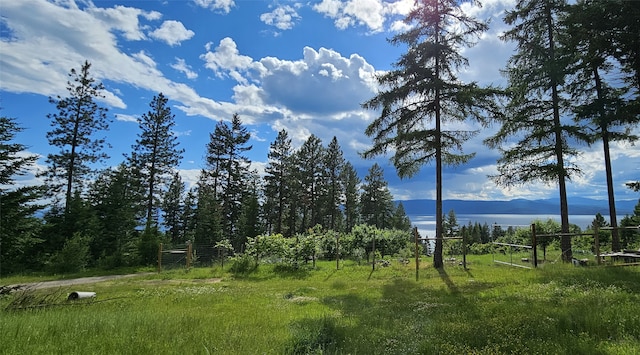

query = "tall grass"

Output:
[[1, 257, 639, 354]]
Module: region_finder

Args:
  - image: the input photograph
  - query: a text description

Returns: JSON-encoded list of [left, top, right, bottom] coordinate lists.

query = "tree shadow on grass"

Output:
[[300, 265, 640, 354], [437, 267, 459, 294]]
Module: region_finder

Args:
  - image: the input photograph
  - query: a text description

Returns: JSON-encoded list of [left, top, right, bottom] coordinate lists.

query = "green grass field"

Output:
[[1, 255, 639, 354]]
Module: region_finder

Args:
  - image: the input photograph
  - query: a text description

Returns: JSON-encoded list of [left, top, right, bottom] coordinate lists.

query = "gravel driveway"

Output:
[[4, 273, 155, 291]]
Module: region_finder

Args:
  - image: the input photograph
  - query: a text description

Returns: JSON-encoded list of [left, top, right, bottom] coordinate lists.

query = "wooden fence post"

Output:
[[462, 233, 467, 270], [336, 232, 340, 270], [414, 227, 420, 281], [158, 243, 163, 272], [186, 241, 192, 269], [594, 224, 601, 265], [531, 224, 538, 268], [372, 230, 376, 271]]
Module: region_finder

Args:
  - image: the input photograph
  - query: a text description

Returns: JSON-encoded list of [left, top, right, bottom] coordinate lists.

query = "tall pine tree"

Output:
[[564, 0, 640, 252], [362, 0, 499, 268], [296, 135, 325, 231], [129, 93, 183, 230], [204, 114, 252, 249], [264, 129, 293, 235], [42, 60, 110, 216], [323, 136, 345, 231], [487, 0, 577, 261]]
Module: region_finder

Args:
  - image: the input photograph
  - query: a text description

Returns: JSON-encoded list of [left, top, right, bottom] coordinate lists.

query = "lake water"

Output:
[[409, 214, 601, 238]]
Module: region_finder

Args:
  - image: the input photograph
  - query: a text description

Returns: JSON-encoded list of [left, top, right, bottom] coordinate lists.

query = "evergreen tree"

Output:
[[391, 202, 412, 231], [193, 171, 223, 246], [361, 164, 394, 229], [0, 116, 37, 186], [129, 93, 183, 230], [0, 116, 44, 272], [264, 129, 293, 235], [42, 60, 110, 216], [486, 0, 577, 261], [443, 210, 458, 238], [237, 172, 263, 247], [204, 114, 252, 247], [620, 200, 640, 249], [565, 0, 640, 251], [604, 1, 640, 92], [87, 164, 139, 267], [181, 187, 198, 241], [296, 134, 326, 230], [341, 162, 361, 232], [362, 0, 499, 268], [323, 136, 345, 231], [163, 172, 185, 244]]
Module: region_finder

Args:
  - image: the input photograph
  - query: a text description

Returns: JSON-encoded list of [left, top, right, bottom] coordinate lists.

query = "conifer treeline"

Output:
[[0, 71, 411, 272]]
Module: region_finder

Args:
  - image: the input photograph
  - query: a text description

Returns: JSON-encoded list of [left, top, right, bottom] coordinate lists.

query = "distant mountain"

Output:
[[398, 198, 639, 216]]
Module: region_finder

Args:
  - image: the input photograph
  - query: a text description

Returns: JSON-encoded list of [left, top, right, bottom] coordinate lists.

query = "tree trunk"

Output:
[[545, 0, 572, 262], [593, 67, 620, 251]]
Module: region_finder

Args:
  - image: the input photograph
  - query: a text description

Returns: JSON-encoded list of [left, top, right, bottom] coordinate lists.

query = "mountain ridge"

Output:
[[398, 198, 639, 216]]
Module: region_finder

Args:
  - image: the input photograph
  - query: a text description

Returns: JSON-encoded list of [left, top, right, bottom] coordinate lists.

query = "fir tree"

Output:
[[264, 129, 293, 235], [323, 136, 345, 231], [362, 0, 499, 267], [361, 164, 394, 229], [341, 162, 361, 232], [486, 0, 577, 261], [129, 93, 183, 230], [0, 116, 44, 272], [42, 60, 110, 216]]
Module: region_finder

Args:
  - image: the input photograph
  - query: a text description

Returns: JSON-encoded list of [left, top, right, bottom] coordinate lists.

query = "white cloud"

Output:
[[149, 20, 195, 46], [178, 168, 201, 190], [258, 47, 379, 114], [200, 38, 264, 83], [260, 5, 301, 30], [171, 58, 198, 79], [197, 37, 382, 148], [86, 4, 161, 41], [1, 151, 46, 191], [115, 113, 139, 122], [313, 0, 410, 32], [193, 0, 234, 14], [132, 50, 157, 68], [0, 0, 234, 119]]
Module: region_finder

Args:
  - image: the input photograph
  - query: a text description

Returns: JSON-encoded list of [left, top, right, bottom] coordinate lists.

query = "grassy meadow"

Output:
[[1, 255, 639, 354]]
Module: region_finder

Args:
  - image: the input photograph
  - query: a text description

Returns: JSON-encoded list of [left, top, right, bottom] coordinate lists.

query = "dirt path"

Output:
[[5, 272, 156, 290]]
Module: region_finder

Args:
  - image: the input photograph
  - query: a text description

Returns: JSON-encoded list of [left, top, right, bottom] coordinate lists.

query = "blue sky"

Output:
[[1, 0, 638, 204]]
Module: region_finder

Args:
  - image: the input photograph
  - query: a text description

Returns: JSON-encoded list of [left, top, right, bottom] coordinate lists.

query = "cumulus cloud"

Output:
[[193, 0, 234, 14], [200, 38, 264, 84], [149, 20, 195, 46], [197, 36, 382, 156], [259, 47, 379, 114], [313, 0, 412, 32], [200, 37, 380, 116], [260, 5, 301, 30]]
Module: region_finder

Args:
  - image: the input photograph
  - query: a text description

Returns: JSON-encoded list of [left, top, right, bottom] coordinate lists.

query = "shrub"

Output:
[[49, 232, 90, 273], [229, 253, 257, 275], [138, 228, 160, 265]]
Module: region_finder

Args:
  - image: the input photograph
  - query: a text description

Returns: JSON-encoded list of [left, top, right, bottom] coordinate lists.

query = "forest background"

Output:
[[1, 0, 639, 274]]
